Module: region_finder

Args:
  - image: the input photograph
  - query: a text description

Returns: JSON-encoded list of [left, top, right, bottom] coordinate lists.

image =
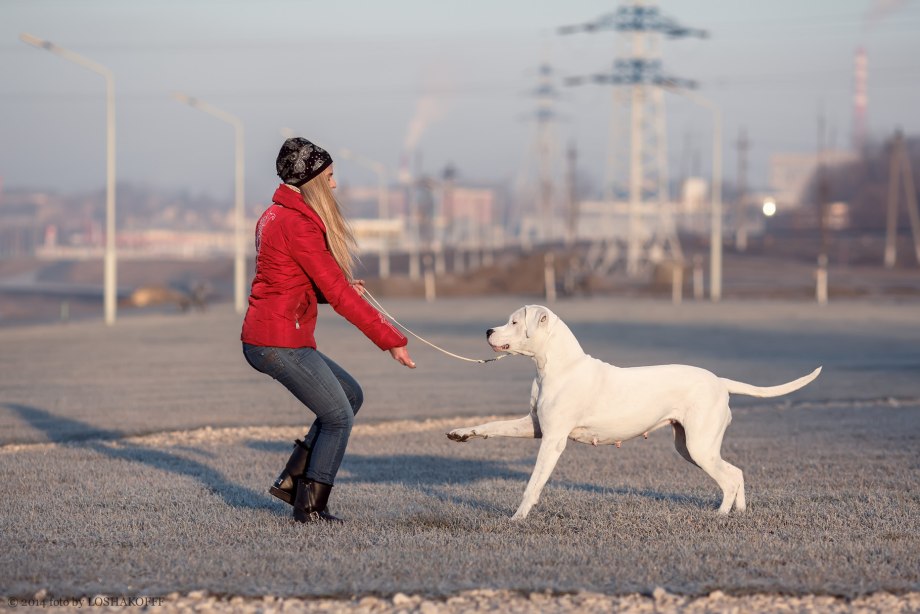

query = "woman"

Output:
[[241, 137, 415, 524]]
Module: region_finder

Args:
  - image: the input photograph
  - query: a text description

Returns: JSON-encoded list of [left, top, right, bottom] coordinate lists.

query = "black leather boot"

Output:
[[292, 480, 344, 523], [269, 439, 311, 505]]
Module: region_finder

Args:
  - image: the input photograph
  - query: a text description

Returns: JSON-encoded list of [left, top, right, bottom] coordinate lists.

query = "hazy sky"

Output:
[[2, 0, 919, 205]]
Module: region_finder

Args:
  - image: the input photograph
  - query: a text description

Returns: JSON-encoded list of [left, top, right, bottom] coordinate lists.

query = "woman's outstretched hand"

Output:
[[350, 279, 366, 296], [389, 345, 416, 369]]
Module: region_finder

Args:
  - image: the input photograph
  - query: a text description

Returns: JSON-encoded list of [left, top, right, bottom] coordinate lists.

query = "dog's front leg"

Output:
[[447, 413, 540, 442], [511, 435, 568, 520]]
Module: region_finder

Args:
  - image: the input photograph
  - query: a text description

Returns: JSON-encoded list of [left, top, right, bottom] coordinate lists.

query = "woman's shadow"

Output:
[[3, 402, 276, 512]]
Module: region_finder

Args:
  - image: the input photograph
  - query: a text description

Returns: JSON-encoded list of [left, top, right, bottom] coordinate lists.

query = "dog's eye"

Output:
[[511, 321, 517, 325]]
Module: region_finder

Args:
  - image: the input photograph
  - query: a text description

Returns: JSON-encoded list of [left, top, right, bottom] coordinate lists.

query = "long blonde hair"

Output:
[[297, 172, 359, 280]]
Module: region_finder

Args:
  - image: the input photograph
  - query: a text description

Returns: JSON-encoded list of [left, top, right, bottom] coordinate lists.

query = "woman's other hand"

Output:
[[350, 279, 366, 296], [389, 345, 416, 369]]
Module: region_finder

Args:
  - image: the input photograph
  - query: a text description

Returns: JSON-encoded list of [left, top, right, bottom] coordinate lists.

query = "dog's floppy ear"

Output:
[[524, 305, 549, 339]]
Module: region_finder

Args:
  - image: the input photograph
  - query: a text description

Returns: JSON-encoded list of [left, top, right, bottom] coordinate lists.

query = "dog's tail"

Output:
[[720, 366, 822, 398]]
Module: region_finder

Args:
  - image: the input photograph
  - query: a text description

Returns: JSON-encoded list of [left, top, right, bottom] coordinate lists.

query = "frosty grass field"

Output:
[[1, 296, 918, 612]]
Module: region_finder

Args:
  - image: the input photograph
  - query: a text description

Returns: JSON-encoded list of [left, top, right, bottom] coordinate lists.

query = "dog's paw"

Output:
[[446, 428, 475, 442]]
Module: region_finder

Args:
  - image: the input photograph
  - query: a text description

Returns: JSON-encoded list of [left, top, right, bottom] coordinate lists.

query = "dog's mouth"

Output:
[[490, 343, 510, 352]]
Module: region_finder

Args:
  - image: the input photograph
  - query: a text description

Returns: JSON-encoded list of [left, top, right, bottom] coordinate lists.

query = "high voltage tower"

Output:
[[516, 60, 564, 247], [560, 2, 706, 276]]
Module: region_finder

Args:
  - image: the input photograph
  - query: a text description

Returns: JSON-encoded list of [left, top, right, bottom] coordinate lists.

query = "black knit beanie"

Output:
[[276, 137, 333, 186]]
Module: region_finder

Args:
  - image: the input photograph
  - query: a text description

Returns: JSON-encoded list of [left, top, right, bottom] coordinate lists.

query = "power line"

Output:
[[703, 9, 920, 28]]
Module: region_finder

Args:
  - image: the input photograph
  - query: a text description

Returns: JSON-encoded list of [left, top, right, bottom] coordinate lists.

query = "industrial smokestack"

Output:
[[403, 95, 447, 154]]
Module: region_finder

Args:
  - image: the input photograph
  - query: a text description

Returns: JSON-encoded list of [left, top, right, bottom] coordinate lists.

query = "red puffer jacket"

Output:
[[240, 184, 407, 351]]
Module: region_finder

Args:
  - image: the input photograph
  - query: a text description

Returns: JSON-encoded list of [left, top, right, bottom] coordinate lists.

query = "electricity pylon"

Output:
[[561, 1, 706, 276], [516, 60, 563, 246]]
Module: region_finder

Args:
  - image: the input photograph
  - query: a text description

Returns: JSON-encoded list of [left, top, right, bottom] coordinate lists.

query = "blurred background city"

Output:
[[2, 0, 919, 325]]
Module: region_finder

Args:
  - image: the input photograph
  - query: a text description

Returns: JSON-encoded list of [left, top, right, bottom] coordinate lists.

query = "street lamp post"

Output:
[[21, 33, 118, 324], [667, 87, 723, 302], [173, 93, 247, 314]]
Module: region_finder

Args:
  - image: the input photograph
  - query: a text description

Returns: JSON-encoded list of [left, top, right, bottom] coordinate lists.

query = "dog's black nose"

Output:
[[486, 328, 494, 338]]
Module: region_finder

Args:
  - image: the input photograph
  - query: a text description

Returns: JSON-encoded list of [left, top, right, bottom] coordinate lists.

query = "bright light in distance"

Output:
[[762, 198, 777, 217]]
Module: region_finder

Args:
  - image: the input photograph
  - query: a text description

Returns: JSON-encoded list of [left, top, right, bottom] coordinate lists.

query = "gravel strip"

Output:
[[6, 588, 919, 613]]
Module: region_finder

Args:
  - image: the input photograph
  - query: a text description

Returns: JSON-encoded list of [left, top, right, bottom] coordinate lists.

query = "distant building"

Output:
[[0, 192, 47, 258], [573, 200, 641, 242], [0, 203, 41, 257], [447, 187, 495, 228], [680, 177, 709, 215], [344, 182, 498, 247], [769, 150, 857, 210], [351, 218, 404, 253]]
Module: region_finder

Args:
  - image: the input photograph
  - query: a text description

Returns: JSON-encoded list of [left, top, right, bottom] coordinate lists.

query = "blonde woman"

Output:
[[241, 137, 415, 523]]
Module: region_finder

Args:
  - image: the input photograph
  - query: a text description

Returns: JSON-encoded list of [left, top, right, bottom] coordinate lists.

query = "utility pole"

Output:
[[817, 113, 830, 263], [884, 130, 920, 267], [400, 152, 422, 280], [439, 163, 455, 275], [734, 128, 749, 251], [565, 140, 579, 247], [538, 73, 555, 244], [852, 47, 868, 154], [816, 113, 830, 304], [561, 1, 705, 277]]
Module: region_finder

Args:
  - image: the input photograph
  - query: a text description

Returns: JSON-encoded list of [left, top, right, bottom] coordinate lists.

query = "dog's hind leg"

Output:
[[682, 404, 745, 514], [512, 435, 568, 520], [672, 422, 699, 468]]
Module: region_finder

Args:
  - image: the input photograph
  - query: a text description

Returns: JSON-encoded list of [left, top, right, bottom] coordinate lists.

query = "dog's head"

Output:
[[486, 305, 559, 357]]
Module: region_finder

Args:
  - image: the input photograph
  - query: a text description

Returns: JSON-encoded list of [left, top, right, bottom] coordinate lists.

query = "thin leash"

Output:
[[362, 288, 509, 364]]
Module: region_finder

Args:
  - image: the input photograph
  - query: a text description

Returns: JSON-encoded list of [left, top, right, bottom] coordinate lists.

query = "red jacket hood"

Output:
[[271, 184, 326, 231]]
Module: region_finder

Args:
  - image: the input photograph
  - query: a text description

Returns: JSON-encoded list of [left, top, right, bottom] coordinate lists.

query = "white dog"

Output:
[[447, 305, 821, 520]]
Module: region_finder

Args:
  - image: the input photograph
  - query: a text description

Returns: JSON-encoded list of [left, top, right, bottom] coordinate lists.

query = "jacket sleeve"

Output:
[[286, 216, 407, 351]]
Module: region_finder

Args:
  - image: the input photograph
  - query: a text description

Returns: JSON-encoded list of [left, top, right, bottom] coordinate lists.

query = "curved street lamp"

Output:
[[21, 33, 118, 324], [173, 93, 247, 314], [665, 85, 723, 302], [339, 148, 392, 279]]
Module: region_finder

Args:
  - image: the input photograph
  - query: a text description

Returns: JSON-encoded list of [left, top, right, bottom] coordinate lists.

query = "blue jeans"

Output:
[[242, 344, 363, 485]]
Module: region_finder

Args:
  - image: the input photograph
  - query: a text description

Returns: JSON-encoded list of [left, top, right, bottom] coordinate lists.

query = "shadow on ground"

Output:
[[247, 438, 714, 511], [3, 402, 271, 512]]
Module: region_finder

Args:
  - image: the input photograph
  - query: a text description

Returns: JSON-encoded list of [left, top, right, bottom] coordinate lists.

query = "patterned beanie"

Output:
[[276, 137, 333, 186]]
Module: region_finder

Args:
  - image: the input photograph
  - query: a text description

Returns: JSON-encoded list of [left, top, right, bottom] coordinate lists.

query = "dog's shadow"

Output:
[[248, 440, 715, 513], [6, 404, 711, 518], [4, 404, 714, 518]]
